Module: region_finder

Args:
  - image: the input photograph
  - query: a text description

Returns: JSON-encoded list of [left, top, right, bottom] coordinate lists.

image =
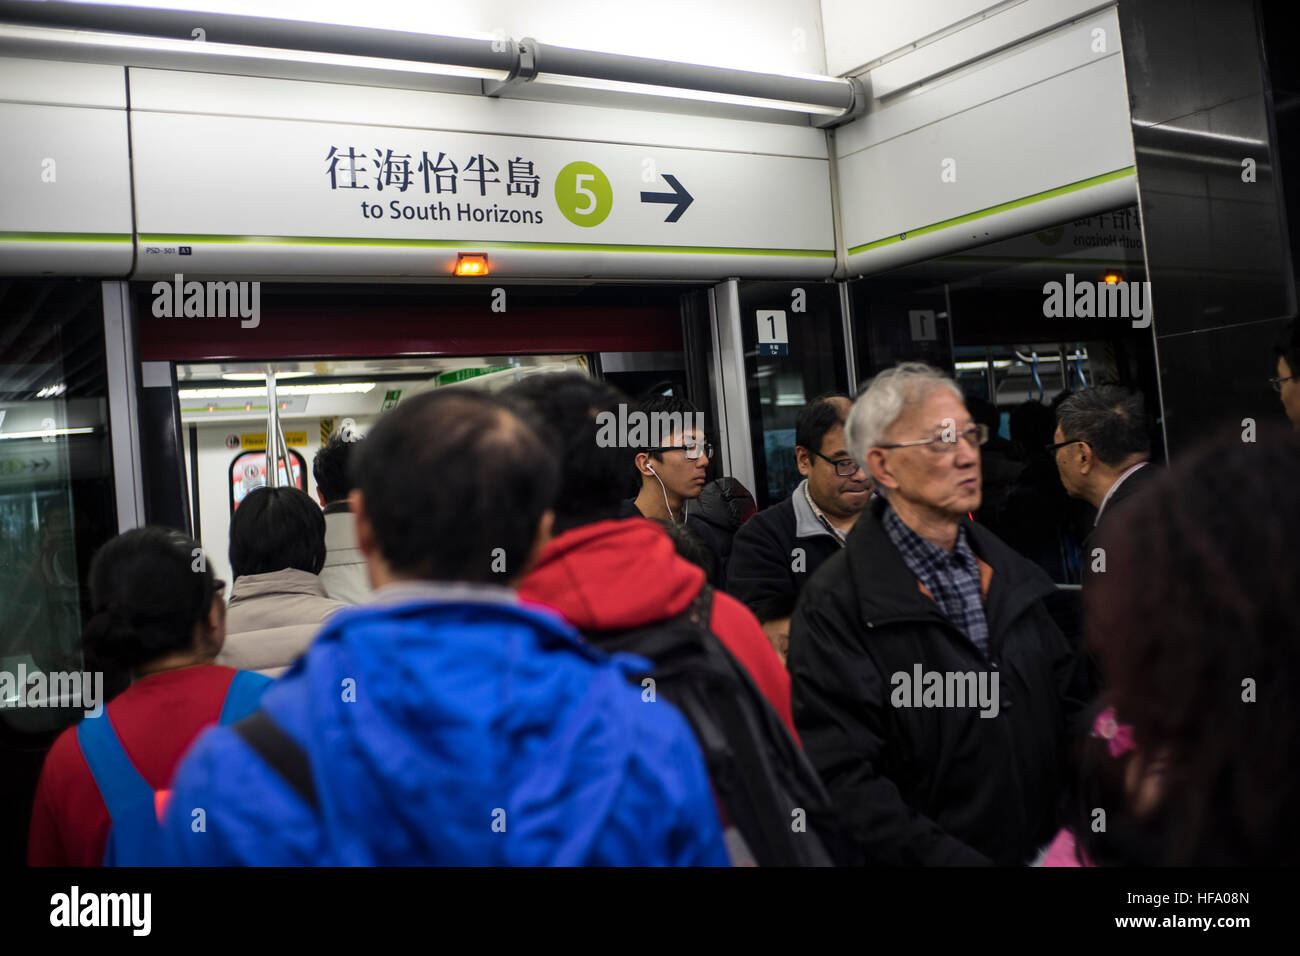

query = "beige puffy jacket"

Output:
[[319, 508, 372, 605], [217, 569, 351, 678]]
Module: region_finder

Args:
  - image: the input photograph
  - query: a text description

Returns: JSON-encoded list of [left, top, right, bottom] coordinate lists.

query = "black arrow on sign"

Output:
[[640, 174, 693, 223], [30, 459, 51, 472]]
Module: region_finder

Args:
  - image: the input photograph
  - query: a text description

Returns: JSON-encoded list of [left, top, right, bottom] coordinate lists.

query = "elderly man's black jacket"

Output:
[[789, 496, 1087, 866]]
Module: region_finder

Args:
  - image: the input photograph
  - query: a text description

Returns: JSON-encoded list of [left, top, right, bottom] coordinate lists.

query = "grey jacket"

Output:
[[320, 507, 372, 604], [218, 569, 350, 677]]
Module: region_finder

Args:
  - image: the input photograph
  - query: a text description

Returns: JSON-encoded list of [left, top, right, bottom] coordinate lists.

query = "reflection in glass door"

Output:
[[736, 281, 847, 509], [0, 279, 118, 865]]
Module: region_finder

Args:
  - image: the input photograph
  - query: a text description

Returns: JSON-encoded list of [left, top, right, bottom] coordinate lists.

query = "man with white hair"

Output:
[[788, 362, 1086, 866]]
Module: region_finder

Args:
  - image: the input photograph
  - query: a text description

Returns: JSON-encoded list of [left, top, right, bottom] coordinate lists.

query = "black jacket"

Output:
[[729, 492, 842, 621], [1074, 462, 1161, 697], [789, 497, 1087, 866], [1082, 462, 1160, 571]]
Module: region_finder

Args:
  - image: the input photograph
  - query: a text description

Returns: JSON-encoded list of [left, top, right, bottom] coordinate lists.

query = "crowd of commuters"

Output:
[[26, 328, 1300, 865]]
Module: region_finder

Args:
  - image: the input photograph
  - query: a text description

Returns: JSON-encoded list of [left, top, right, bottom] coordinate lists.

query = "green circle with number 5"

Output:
[[555, 161, 613, 227]]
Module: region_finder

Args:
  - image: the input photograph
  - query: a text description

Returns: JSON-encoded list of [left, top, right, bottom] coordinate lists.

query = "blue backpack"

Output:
[[76, 669, 272, 866]]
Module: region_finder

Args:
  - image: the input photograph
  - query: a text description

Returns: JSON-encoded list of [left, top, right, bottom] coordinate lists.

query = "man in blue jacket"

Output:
[[160, 389, 728, 865]]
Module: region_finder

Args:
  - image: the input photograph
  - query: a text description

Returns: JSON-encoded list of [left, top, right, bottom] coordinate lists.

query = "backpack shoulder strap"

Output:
[[76, 712, 154, 823], [586, 583, 715, 665], [219, 670, 273, 726], [231, 710, 319, 811]]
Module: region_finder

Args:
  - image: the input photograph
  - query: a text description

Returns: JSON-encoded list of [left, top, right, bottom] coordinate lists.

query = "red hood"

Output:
[[518, 518, 705, 632]]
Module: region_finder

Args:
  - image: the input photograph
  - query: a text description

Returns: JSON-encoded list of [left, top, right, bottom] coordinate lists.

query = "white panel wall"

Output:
[[822, 0, 999, 75], [97, 0, 829, 74], [835, 5, 1136, 276], [0, 57, 127, 107], [0, 57, 134, 275], [821, 0, 1108, 78]]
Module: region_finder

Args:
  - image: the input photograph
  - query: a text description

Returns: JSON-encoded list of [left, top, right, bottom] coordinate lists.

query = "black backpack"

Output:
[[587, 585, 847, 866], [693, 477, 758, 534]]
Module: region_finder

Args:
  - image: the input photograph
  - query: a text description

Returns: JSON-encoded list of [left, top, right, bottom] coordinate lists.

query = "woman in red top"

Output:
[[28, 527, 269, 866]]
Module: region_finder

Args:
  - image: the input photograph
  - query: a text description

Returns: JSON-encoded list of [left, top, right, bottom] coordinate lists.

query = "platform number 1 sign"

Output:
[[757, 310, 789, 357], [909, 310, 938, 341]]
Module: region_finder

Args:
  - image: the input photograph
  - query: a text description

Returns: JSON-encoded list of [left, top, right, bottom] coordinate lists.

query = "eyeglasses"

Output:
[[1045, 438, 1090, 454], [878, 423, 988, 454], [814, 451, 864, 477], [1269, 374, 1300, 393], [652, 440, 713, 460]]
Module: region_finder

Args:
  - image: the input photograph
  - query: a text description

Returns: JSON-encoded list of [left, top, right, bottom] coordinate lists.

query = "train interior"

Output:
[[177, 355, 590, 587]]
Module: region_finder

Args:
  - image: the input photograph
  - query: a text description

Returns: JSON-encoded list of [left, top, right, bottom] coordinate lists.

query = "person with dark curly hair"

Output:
[[1044, 427, 1300, 865], [27, 528, 270, 866]]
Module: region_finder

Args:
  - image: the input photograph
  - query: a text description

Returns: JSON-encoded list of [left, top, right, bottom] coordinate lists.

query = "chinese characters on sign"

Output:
[[1073, 208, 1138, 232], [327, 146, 548, 225], [325, 147, 541, 197], [1068, 208, 1143, 250]]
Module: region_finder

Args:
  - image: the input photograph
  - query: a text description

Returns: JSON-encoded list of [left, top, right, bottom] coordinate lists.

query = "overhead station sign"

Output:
[[130, 111, 835, 280]]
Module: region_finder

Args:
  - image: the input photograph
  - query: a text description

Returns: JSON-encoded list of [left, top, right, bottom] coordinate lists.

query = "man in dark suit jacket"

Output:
[[1050, 386, 1159, 698], [1050, 386, 1159, 566]]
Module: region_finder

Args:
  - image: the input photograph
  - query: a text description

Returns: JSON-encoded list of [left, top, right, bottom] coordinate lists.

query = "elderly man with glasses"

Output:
[[788, 362, 1086, 866]]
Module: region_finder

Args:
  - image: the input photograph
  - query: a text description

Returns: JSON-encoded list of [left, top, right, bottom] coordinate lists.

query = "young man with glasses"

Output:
[[631, 394, 714, 525], [628, 394, 731, 586], [729, 395, 872, 662], [789, 363, 1086, 866]]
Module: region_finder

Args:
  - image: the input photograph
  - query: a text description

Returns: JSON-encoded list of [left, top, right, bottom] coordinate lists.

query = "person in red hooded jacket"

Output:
[[504, 373, 796, 740]]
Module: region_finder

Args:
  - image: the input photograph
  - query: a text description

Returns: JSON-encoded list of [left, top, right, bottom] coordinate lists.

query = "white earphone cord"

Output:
[[649, 467, 677, 524]]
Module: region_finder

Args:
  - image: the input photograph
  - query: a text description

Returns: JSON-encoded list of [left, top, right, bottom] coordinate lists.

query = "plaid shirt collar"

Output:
[[880, 503, 990, 657], [880, 504, 978, 575]]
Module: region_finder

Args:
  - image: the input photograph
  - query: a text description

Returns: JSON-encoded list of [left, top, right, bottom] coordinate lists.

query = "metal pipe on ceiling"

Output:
[[0, 0, 515, 72], [0, 0, 865, 124], [530, 42, 855, 112]]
